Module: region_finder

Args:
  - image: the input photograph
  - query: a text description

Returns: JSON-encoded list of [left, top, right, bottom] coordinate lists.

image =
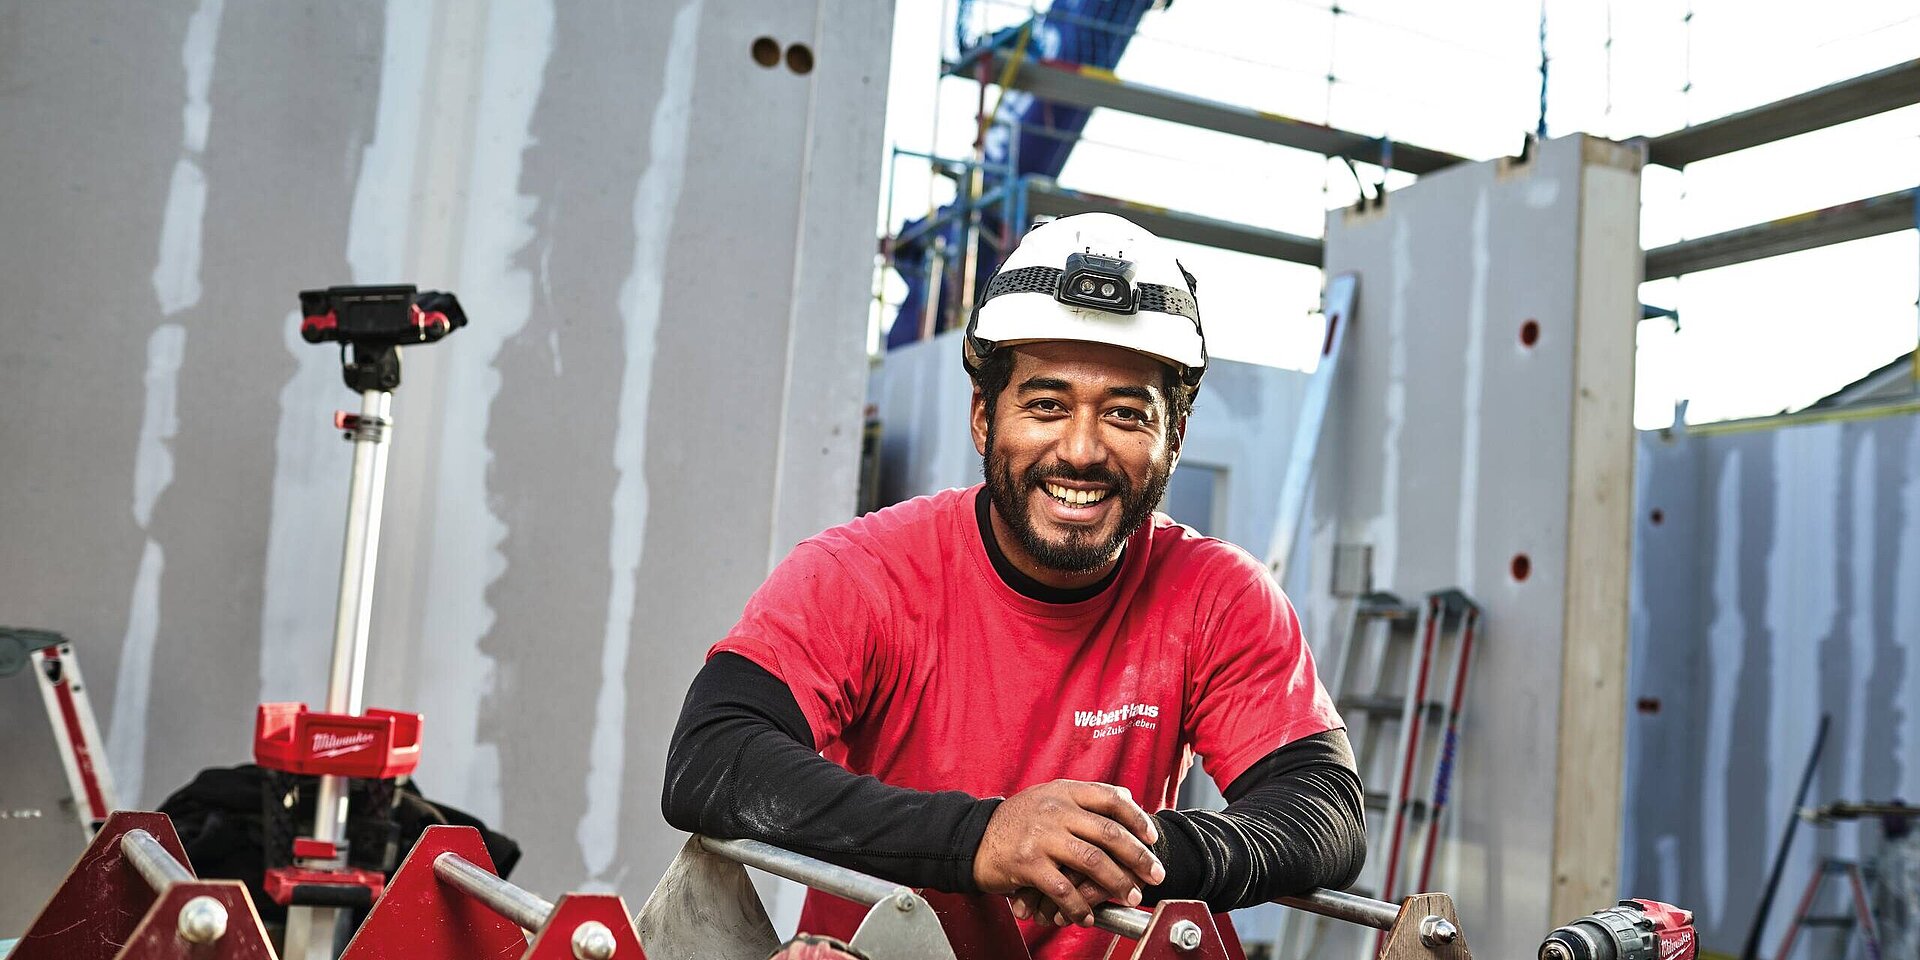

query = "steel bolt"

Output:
[[571, 920, 617, 960], [176, 896, 229, 944], [1167, 919, 1204, 952], [894, 892, 918, 912], [1419, 915, 1459, 946]]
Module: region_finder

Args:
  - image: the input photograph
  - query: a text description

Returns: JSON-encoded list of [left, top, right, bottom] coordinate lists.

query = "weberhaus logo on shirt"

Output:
[[1074, 702, 1159, 739]]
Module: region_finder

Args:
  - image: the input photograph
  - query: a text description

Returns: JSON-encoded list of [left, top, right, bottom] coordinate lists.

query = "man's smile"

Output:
[[1042, 481, 1111, 507]]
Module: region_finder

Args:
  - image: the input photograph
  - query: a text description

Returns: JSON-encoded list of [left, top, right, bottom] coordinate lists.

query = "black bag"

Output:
[[158, 764, 521, 924]]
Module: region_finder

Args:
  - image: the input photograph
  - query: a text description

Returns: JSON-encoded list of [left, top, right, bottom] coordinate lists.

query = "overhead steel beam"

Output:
[[1644, 189, 1916, 280], [1023, 179, 1324, 266], [953, 52, 1468, 175], [1642, 59, 1920, 168]]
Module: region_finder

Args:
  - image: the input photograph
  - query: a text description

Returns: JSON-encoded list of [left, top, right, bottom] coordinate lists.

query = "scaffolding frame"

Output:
[[884, 10, 1918, 394]]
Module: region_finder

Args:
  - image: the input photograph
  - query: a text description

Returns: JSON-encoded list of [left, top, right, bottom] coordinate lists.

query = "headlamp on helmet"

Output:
[[1056, 251, 1138, 314]]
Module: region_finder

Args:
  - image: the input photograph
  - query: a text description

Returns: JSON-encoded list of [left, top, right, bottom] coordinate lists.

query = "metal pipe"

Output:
[[920, 240, 946, 342], [288, 388, 397, 960], [313, 388, 395, 860], [1275, 888, 1402, 930], [1091, 905, 1151, 940], [434, 852, 555, 933], [1091, 888, 1399, 943], [123, 829, 195, 891], [700, 837, 907, 908], [324, 387, 394, 720]]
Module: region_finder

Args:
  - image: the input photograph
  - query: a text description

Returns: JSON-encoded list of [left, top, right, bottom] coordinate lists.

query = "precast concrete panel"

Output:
[[1625, 416, 1920, 956], [0, 0, 891, 927], [1310, 135, 1642, 959]]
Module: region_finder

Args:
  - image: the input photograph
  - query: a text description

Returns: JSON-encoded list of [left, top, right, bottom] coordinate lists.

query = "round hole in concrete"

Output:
[[1519, 319, 1540, 347], [1510, 553, 1532, 582], [1650, 508, 1665, 526], [786, 42, 815, 75], [750, 36, 780, 68]]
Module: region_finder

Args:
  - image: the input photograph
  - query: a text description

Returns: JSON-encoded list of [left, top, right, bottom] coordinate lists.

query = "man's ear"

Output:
[[970, 386, 990, 456], [1168, 415, 1187, 466]]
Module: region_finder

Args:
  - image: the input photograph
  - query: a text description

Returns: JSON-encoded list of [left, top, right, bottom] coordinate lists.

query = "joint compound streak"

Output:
[[578, 0, 703, 885]]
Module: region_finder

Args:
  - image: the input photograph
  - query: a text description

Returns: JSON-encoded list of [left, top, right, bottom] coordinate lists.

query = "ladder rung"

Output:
[[1362, 792, 1429, 818], [1339, 696, 1444, 716], [1356, 603, 1418, 621], [1799, 916, 1855, 927]]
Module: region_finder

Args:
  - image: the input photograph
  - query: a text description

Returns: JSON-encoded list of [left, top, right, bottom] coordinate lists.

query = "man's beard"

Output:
[[983, 423, 1172, 575]]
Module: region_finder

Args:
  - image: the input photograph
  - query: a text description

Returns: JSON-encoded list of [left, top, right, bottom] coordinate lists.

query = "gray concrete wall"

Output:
[[1308, 134, 1643, 959], [0, 0, 892, 927], [1624, 415, 1920, 958]]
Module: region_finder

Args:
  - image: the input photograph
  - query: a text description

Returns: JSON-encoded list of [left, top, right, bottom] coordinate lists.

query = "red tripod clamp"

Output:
[[253, 701, 422, 779], [263, 837, 388, 908]]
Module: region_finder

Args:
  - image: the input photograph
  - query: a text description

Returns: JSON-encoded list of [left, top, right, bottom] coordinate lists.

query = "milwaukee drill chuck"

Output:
[[1539, 900, 1696, 960]]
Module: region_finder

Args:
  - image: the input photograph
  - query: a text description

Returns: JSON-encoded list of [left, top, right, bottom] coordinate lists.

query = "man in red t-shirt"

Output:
[[663, 213, 1364, 958]]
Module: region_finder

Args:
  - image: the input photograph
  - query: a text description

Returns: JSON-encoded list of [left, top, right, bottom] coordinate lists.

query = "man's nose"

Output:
[[1057, 412, 1108, 468]]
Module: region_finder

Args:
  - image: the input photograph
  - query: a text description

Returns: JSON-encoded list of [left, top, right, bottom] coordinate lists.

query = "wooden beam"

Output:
[[1551, 136, 1642, 925]]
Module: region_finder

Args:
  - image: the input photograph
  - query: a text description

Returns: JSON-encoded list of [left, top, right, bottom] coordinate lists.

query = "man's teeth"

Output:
[[1045, 483, 1109, 506]]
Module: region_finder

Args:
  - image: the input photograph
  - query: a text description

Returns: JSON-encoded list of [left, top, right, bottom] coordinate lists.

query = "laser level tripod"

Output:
[[266, 285, 466, 960]]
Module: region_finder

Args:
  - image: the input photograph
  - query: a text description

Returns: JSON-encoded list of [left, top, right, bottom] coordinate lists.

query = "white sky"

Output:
[[872, 0, 1919, 429]]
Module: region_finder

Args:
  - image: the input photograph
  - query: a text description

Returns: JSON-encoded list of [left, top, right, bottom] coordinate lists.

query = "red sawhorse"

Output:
[[339, 824, 647, 960], [9, 810, 277, 960]]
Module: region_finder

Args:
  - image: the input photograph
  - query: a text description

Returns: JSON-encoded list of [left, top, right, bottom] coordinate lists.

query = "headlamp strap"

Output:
[[977, 266, 1199, 325]]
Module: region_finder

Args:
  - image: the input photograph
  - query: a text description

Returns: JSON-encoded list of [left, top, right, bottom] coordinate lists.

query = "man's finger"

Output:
[[1028, 865, 1096, 926], [1071, 782, 1159, 846], [1056, 869, 1112, 911], [1067, 811, 1164, 890], [1009, 890, 1041, 921], [1047, 835, 1141, 906]]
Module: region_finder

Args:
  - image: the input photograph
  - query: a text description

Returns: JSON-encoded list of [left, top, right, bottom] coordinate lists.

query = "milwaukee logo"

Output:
[[310, 731, 377, 759], [1659, 928, 1695, 960], [1073, 703, 1159, 727]]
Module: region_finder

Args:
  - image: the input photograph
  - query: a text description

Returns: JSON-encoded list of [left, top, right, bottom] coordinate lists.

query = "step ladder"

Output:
[[1273, 589, 1480, 960], [1775, 858, 1882, 960], [2, 627, 118, 839]]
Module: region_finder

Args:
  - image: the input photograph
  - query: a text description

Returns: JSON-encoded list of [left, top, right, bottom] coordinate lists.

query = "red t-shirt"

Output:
[[712, 485, 1338, 959]]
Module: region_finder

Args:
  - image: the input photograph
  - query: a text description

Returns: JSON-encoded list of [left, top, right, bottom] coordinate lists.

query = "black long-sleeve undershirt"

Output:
[[661, 652, 1366, 909]]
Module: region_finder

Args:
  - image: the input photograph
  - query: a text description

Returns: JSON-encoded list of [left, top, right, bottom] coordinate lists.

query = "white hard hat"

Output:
[[964, 213, 1206, 391]]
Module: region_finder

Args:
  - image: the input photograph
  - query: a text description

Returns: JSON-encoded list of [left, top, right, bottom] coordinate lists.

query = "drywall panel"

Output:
[[0, 0, 891, 928]]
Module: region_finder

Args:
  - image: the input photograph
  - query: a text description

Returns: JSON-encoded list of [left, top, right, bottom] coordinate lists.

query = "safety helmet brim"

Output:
[[971, 295, 1204, 370]]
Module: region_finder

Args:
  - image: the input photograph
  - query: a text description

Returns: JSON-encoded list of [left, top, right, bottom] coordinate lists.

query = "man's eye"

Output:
[[1110, 407, 1147, 422], [1029, 399, 1065, 412]]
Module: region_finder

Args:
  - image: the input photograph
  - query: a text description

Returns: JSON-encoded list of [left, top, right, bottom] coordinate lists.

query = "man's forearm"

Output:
[[1143, 730, 1367, 910], [661, 653, 1001, 892]]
